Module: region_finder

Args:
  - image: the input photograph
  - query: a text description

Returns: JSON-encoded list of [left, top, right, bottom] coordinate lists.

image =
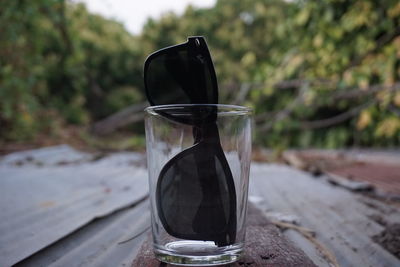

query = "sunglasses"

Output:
[[144, 37, 236, 246]]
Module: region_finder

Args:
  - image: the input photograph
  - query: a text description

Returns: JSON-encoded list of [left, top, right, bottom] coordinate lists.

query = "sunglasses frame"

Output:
[[143, 37, 237, 246], [143, 36, 219, 107]]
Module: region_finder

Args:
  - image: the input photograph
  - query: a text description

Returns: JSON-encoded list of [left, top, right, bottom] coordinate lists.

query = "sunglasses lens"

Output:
[[144, 37, 217, 106], [156, 144, 236, 245], [145, 50, 190, 105]]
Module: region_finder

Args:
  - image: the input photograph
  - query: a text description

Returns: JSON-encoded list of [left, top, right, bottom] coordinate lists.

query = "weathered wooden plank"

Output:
[[249, 163, 400, 267], [91, 101, 148, 135], [131, 203, 316, 267]]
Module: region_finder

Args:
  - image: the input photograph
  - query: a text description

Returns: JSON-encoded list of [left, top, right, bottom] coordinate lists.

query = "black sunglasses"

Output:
[[144, 37, 236, 246]]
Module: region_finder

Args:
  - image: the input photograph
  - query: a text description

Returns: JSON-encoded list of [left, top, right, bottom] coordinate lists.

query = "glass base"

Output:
[[154, 241, 243, 266]]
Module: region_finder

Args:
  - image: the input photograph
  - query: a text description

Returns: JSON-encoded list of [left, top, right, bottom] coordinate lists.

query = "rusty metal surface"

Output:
[[292, 149, 400, 195], [330, 163, 400, 195], [291, 149, 400, 166], [0, 146, 148, 266]]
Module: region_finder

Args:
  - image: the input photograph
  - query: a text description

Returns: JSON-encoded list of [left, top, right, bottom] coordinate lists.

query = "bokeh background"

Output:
[[1, 0, 400, 152]]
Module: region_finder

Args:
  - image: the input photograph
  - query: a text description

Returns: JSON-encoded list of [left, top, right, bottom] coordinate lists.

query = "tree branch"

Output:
[[388, 103, 400, 117], [255, 82, 400, 129], [330, 82, 400, 101], [233, 83, 252, 104], [91, 102, 148, 135], [257, 82, 310, 131], [345, 26, 400, 70], [92, 81, 399, 135], [255, 81, 400, 127], [299, 100, 375, 130]]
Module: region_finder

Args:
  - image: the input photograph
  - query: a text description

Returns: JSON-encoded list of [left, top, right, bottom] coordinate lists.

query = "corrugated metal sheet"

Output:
[[249, 163, 400, 267], [1, 146, 399, 266], [0, 146, 149, 266], [16, 201, 150, 267]]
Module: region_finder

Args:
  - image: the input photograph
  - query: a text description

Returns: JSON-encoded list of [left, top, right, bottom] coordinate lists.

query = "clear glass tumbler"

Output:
[[144, 104, 252, 266]]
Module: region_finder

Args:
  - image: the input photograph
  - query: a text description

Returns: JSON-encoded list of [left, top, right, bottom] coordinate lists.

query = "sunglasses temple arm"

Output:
[[209, 122, 237, 245], [193, 121, 237, 246]]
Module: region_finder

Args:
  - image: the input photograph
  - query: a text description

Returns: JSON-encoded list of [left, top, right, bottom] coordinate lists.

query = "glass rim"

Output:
[[145, 104, 253, 116]]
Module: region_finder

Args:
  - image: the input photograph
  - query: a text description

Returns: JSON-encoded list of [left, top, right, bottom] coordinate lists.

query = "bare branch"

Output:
[[388, 103, 400, 117], [258, 82, 310, 131], [91, 81, 399, 135], [256, 82, 400, 131], [91, 102, 148, 135], [299, 100, 375, 130], [331, 82, 400, 101], [233, 83, 252, 104], [344, 26, 400, 70], [273, 79, 332, 89]]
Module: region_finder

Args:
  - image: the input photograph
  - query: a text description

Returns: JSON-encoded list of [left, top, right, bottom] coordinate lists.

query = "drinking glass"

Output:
[[145, 104, 252, 266]]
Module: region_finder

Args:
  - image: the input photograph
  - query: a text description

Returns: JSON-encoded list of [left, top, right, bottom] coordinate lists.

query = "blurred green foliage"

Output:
[[0, 0, 144, 141], [1, 0, 399, 148]]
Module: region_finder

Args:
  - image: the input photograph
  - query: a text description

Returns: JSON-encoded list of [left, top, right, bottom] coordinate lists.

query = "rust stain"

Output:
[[331, 164, 400, 195], [39, 201, 56, 208]]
